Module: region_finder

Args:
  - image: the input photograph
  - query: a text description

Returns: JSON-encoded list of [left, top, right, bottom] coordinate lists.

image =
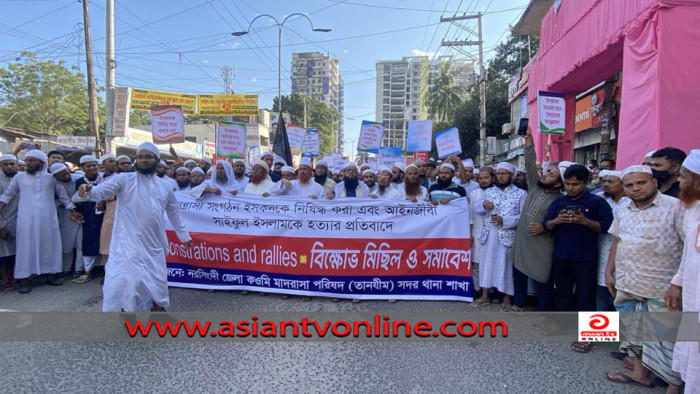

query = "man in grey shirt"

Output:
[[510, 127, 563, 311]]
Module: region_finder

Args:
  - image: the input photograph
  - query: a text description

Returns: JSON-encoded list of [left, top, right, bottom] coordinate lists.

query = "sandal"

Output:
[[471, 299, 490, 307], [621, 357, 635, 371], [571, 341, 593, 353], [504, 305, 522, 312], [501, 304, 514, 312], [74, 274, 91, 284], [605, 371, 654, 388]]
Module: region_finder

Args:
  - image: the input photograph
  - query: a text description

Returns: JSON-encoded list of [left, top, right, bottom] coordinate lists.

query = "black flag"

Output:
[[272, 112, 293, 166]]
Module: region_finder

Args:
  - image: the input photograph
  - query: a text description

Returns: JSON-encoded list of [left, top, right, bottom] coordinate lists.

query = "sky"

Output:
[[0, 0, 530, 156]]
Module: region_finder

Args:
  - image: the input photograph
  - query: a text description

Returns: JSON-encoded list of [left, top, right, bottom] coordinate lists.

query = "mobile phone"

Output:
[[517, 118, 529, 136], [565, 205, 580, 213]]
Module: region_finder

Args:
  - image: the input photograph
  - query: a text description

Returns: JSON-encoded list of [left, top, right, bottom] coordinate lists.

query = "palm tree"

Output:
[[426, 61, 466, 123]]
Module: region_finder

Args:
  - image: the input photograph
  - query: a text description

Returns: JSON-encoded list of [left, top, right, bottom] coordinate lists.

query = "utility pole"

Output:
[[303, 96, 307, 128], [220, 66, 233, 94], [105, 0, 115, 152], [440, 13, 486, 165], [81, 0, 102, 156]]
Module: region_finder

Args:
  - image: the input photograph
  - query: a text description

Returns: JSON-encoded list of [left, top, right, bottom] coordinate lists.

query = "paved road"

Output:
[[0, 279, 664, 393]]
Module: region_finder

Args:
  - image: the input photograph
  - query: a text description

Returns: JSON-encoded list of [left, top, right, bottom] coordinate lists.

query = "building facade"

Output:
[[375, 55, 475, 149]]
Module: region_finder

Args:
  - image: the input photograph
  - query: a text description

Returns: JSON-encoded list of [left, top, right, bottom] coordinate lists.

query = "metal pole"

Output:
[[278, 25, 282, 113], [105, 0, 115, 152], [478, 13, 486, 166], [82, 0, 102, 156]]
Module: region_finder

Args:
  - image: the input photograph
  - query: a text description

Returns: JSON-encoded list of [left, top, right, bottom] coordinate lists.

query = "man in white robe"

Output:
[[314, 160, 336, 197], [190, 160, 240, 198], [370, 166, 404, 199], [174, 167, 191, 191], [0, 154, 20, 290], [473, 162, 526, 308], [232, 159, 249, 189], [401, 164, 428, 202], [74, 142, 192, 311], [667, 149, 700, 393], [390, 162, 406, 190], [0, 150, 77, 294], [331, 164, 370, 198], [362, 168, 378, 195], [469, 167, 495, 293], [271, 159, 326, 199], [51, 163, 85, 277], [243, 160, 275, 196]]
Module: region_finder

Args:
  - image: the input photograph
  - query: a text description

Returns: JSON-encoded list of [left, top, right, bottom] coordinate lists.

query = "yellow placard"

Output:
[[196, 94, 259, 116], [130, 89, 197, 115]]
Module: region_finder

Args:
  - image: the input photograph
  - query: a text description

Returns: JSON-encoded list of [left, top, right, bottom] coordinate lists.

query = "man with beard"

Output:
[[183, 159, 198, 171], [330, 164, 370, 199], [428, 163, 466, 204], [174, 167, 191, 191], [650, 147, 687, 198], [260, 152, 280, 182], [362, 168, 378, 194], [314, 160, 336, 197], [514, 167, 528, 191], [604, 166, 684, 389], [271, 158, 325, 199], [459, 158, 480, 195], [469, 167, 495, 295], [199, 157, 212, 173], [156, 160, 178, 191], [189, 167, 205, 188], [280, 166, 295, 181], [391, 162, 406, 190], [73, 156, 105, 284], [402, 164, 428, 202], [370, 166, 404, 199], [99, 154, 118, 278], [191, 161, 240, 198], [472, 162, 526, 308], [232, 159, 249, 189], [412, 159, 429, 189], [667, 149, 700, 393], [509, 127, 563, 312], [595, 170, 628, 312], [51, 163, 85, 279], [544, 165, 613, 314], [100, 154, 117, 177], [423, 161, 437, 189], [75, 142, 191, 311], [243, 160, 276, 196], [0, 150, 78, 294], [0, 154, 20, 290], [116, 155, 132, 173], [47, 150, 65, 168]]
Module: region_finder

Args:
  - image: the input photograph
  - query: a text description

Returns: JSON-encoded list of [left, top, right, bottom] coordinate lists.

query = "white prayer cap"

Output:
[[176, 166, 190, 174], [252, 159, 269, 172], [80, 155, 97, 164], [191, 167, 205, 175], [392, 162, 406, 173], [496, 162, 517, 174], [343, 162, 358, 171], [377, 165, 392, 175], [74, 170, 84, 175], [298, 157, 312, 168], [413, 158, 426, 166], [360, 163, 370, 169], [0, 154, 17, 162], [101, 153, 116, 161], [462, 158, 475, 168], [136, 142, 160, 159], [200, 157, 212, 165], [558, 160, 574, 169], [50, 163, 69, 174], [517, 166, 526, 174], [25, 149, 47, 163], [274, 156, 287, 166], [621, 165, 653, 179], [645, 150, 657, 158], [18, 159, 25, 165], [362, 168, 376, 176], [406, 163, 418, 171], [184, 159, 196, 165], [116, 155, 130, 162], [315, 160, 329, 168], [281, 165, 295, 174], [232, 158, 246, 165], [599, 170, 622, 179], [440, 163, 455, 172], [473, 168, 480, 175], [159, 160, 167, 167], [260, 151, 274, 159], [682, 149, 700, 175], [65, 162, 74, 168], [97, 158, 103, 165]]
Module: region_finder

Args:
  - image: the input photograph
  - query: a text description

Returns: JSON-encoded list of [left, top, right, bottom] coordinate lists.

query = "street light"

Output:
[[232, 14, 331, 113]]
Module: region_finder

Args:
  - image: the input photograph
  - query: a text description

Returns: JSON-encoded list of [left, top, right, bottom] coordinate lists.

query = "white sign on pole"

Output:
[[301, 129, 320, 157], [538, 90, 566, 134], [434, 127, 462, 159]]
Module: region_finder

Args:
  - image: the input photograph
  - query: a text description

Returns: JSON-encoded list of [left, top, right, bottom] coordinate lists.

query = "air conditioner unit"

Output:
[[502, 123, 514, 135]]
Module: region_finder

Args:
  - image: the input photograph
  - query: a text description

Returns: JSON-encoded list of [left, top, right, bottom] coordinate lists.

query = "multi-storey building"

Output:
[[375, 55, 475, 149], [291, 52, 344, 150]]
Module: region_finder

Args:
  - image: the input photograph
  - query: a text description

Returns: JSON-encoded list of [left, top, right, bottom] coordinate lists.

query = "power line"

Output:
[[0, 0, 75, 36]]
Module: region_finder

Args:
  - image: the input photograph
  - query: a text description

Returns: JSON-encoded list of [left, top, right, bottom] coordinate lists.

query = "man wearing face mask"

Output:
[[650, 147, 687, 198]]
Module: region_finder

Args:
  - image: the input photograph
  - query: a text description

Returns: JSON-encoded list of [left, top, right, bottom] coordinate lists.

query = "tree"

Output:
[[426, 61, 465, 123], [489, 35, 539, 81], [272, 94, 339, 156], [0, 51, 98, 136]]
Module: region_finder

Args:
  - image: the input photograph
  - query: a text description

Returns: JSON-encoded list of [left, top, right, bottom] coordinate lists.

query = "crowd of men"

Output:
[[0, 133, 698, 392]]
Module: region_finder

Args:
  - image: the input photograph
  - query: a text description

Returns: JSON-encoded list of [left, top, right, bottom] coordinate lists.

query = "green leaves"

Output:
[[273, 93, 340, 156]]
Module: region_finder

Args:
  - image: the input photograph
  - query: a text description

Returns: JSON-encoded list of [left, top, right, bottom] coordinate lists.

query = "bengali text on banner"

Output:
[[130, 89, 197, 115], [196, 94, 259, 116], [165, 194, 473, 301]]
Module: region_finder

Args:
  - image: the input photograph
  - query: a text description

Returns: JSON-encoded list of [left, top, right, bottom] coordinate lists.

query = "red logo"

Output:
[[589, 314, 610, 330]]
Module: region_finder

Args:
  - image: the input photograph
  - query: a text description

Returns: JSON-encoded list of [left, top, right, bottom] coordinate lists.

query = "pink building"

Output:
[[518, 0, 700, 167]]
